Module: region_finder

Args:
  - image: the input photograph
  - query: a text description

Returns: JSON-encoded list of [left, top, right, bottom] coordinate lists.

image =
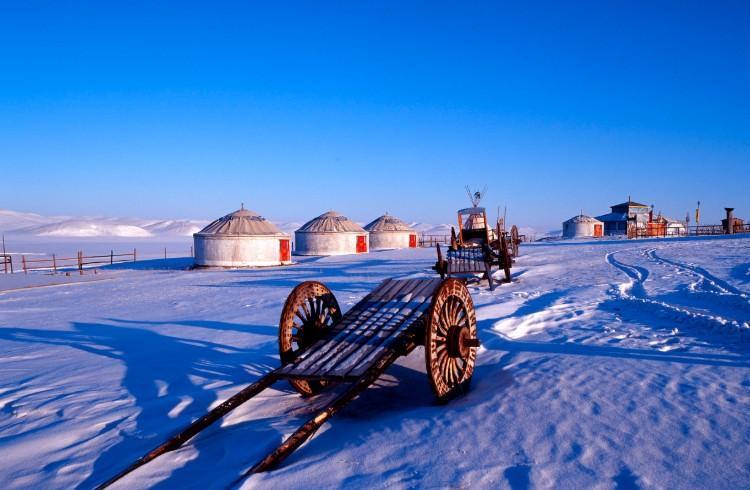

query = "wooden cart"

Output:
[[433, 206, 513, 290], [99, 277, 479, 488]]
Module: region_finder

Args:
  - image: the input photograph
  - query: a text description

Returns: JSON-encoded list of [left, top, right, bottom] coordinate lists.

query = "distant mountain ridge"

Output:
[[0, 209, 207, 238], [0, 209, 544, 240]]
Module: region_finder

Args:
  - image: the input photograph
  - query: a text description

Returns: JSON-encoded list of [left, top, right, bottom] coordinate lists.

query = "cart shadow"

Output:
[[0, 321, 279, 488]]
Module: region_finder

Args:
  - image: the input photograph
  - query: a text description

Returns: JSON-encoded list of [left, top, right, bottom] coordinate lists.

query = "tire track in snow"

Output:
[[605, 251, 750, 337], [643, 248, 750, 310]]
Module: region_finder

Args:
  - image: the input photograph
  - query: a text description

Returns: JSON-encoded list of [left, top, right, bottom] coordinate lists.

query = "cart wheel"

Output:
[[425, 278, 479, 402], [511, 225, 520, 258], [279, 281, 342, 396], [500, 235, 512, 283]]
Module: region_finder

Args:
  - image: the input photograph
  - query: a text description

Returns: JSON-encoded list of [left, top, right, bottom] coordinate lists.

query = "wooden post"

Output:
[[53, 254, 57, 274], [22, 255, 27, 274], [133, 248, 137, 262], [164, 247, 167, 260], [111, 250, 114, 265], [190, 246, 193, 257]]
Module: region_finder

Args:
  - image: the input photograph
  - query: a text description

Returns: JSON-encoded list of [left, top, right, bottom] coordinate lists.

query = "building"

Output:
[[562, 214, 604, 239], [722, 208, 745, 234], [193, 206, 292, 267], [649, 214, 686, 237], [596, 199, 651, 236], [295, 211, 369, 256], [364, 213, 418, 250]]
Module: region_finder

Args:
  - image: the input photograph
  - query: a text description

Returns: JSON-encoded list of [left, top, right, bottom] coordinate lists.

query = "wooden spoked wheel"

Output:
[[500, 234, 512, 283], [510, 225, 520, 257], [279, 281, 342, 396], [425, 278, 479, 402]]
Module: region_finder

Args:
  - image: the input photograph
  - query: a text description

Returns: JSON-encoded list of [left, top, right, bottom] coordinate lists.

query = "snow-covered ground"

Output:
[[0, 236, 748, 489]]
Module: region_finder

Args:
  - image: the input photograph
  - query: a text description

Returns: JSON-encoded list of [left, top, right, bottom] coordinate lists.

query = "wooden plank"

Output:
[[329, 278, 440, 377], [277, 279, 404, 375], [288, 279, 426, 377], [317, 278, 439, 377], [280, 279, 417, 376], [345, 295, 434, 379]]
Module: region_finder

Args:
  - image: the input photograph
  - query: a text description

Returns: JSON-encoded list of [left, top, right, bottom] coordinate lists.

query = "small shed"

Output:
[[562, 214, 604, 239], [364, 213, 418, 250], [194, 206, 292, 267], [295, 211, 369, 256]]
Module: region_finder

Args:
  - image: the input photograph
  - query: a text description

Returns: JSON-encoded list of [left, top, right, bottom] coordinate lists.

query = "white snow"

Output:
[[0, 236, 748, 488], [0, 209, 207, 238]]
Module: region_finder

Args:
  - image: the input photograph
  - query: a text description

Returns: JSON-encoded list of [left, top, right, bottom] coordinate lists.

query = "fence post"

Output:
[[78, 251, 83, 274], [164, 247, 167, 260], [22, 255, 27, 274], [133, 248, 137, 262], [111, 250, 114, 265], [53, 254, 57, 274], [190, 246, 193, 257]]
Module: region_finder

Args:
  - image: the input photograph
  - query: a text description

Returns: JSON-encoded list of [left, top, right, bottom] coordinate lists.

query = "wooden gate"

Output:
[[279, 239, 291, 262], [356, 235, 368, 253]]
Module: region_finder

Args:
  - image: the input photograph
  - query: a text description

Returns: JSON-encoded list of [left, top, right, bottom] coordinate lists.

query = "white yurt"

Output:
[[294, 211, 369, 256], [193, 206, 292, 267], [364, 213, 418, 250], [562, 214, 604, 239]]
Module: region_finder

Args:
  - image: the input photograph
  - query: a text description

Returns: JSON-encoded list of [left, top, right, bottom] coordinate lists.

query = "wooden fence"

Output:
[[1, 254, 12, 274], [418, 234, 451, 248], [632, 223, 750, 239], [20, 249, 137, 274]]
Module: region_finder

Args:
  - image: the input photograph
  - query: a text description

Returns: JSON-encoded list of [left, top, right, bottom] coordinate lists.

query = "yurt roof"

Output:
[[296, 211, 366, 233], [195, 207, 286, 237], [364, 213, 414, 232], [565, 214, 602, 224]]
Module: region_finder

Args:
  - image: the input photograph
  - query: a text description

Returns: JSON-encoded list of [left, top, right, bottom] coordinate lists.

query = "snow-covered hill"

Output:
[[0, 209, 207, 238]]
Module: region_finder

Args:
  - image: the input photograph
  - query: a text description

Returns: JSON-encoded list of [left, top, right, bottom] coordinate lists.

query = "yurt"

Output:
[[364, 213, 418, 250], [193, 206, 292, 267], [295, 211, 369, 256], [562, 214, 604, 239]]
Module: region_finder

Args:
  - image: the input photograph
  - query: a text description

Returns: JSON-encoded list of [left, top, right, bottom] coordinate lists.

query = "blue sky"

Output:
[[1, 1, 748, 231]]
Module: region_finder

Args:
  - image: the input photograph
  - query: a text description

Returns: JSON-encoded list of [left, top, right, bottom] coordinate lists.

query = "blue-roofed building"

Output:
[[596, 199, 651, 236]]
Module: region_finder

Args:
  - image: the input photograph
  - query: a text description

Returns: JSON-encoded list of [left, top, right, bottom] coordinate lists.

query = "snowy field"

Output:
[[0, 236, 749, 489]]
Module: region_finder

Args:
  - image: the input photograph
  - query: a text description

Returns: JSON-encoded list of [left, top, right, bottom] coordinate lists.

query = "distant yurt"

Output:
[[364, 213, 418, 250], [193, 206, 292, 267], [562, 214, 604, 239], [295, 211, 369, 256]]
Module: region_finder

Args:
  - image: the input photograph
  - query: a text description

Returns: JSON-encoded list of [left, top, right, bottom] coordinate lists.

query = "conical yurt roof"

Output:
[[564, 214, 602, 224], [364, 213, 414, 232], [195, 207, 286, 237], [296, 211, 365, 233]]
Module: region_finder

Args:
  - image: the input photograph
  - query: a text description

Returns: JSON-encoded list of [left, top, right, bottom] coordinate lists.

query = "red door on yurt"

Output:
[[594, 224, 603, 237], [356, 235, 367, 253], [409, 234, 417, 248], [279, 239, 291, 262]]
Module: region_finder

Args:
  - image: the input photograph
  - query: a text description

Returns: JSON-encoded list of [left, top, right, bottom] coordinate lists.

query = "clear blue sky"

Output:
[[1, 1, 748, 231]]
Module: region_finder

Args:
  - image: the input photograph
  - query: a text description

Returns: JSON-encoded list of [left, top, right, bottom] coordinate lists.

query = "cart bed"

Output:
[[277, 277, 442, 381]]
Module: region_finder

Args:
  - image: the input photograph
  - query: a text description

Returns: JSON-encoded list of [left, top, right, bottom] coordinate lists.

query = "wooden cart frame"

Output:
[[433, 207, 514, 290], [99, 277, 479, 488]]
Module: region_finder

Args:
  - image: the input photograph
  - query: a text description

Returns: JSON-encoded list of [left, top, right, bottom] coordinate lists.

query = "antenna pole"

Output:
[[2, 234, 5, 256]]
